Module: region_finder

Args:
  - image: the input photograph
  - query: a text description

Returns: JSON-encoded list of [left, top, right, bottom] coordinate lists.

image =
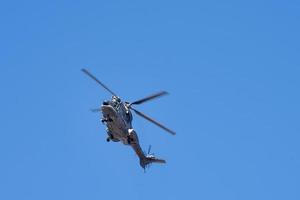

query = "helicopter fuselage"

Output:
[[101, 96, 135, 144]]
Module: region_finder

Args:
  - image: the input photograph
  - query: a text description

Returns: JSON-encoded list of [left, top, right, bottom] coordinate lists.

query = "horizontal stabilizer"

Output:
[[147, 156, 166, 164], [140, 155, 166, 170]]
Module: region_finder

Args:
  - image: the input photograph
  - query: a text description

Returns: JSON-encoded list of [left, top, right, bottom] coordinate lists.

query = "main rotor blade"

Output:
[[130, 91, 168, 105], [81, 68, 117, 96], [131, 107, 176, 135]]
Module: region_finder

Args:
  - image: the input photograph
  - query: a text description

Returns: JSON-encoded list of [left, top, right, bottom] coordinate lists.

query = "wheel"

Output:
[[106, 137, 110, 142], [127, 136, 134, 144]]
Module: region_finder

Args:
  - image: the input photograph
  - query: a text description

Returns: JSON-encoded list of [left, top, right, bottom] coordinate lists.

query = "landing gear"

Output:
[[127, 129, 137, 145], [106, 133, 119, 142], [106, 133, 114, 142], [127, 136, 134, 144]]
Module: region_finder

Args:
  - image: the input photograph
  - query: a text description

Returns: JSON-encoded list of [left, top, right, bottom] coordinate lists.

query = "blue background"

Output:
[[1, 1, 300, 199]]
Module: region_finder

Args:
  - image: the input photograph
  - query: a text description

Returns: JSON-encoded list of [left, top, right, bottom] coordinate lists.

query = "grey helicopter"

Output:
[[82, 69, 175, 170]]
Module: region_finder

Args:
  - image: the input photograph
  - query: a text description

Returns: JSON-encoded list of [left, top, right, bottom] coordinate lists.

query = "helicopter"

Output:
[[82, 68, 175, 170]]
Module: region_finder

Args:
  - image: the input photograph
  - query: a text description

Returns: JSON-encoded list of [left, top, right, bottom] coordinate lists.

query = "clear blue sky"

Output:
[[1, 1, 300, 199]]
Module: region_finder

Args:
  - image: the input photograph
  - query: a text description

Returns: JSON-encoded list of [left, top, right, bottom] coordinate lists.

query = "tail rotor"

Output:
[[147, 145, 153, 155]]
